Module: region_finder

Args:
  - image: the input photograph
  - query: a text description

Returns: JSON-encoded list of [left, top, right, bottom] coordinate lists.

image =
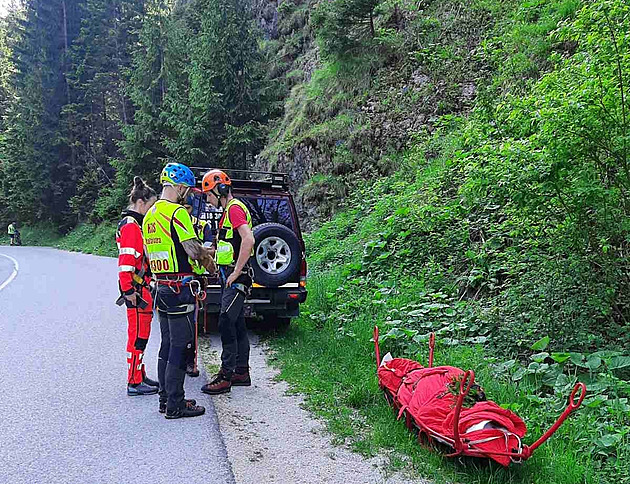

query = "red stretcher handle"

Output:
[[428, 332, 435, 368], [568, 381, 587, 410], [452, 370, 475, 453], [374, 326, 381, 369], [524, 382, 587, 458]]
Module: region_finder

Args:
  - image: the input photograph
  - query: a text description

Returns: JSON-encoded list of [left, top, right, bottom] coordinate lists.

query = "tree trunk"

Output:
[[159, 44, 166, 102], [121, 85, 128, 125], [103, 91, 110, 155], [114, 35, 129, 125], [369, 10, 375, 38], [62, 0, 70, 103], [61, 0, 76, 168]]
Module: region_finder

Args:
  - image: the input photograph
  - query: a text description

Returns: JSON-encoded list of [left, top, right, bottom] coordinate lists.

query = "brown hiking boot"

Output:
[[159, 398, 197, 414], [201, 369, 232, 395], [231, 367, 251, 387], [165, 403, 205, 419]]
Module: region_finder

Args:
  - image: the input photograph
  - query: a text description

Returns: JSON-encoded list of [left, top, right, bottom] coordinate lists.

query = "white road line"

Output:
[[0, 253, 19, 291]]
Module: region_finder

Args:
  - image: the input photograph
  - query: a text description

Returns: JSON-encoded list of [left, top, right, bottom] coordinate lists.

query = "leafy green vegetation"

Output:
[[270, 275, 628, 483], [268, 0, 630, 482], [1, 0, 629, 481], [312, 0, 379, 59]]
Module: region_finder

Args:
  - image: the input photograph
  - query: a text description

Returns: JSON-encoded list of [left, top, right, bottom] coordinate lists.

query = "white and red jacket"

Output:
[[116, 210, 150, 295]]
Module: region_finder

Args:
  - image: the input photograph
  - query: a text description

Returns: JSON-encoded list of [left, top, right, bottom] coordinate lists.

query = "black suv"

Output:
[[191, 168, 308, 327]]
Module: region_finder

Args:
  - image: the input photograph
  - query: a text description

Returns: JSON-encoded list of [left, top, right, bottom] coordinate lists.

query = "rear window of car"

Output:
[[241, 196, 295, 231], [197, 196, 295, 233]]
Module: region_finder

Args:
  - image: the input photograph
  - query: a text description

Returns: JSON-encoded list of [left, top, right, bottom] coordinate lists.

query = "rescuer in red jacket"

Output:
[[117, 177, 158, 396]]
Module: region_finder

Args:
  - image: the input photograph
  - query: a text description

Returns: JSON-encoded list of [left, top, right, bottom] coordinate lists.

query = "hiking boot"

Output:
[[143, 375, 159, 387], [165, 403, 206, 419], [127, 382, 158, 396], [231, 367, 251, 387], [159, 398, 197, 414], [201, 369, 232, 395], [186, 364, 200, 377]]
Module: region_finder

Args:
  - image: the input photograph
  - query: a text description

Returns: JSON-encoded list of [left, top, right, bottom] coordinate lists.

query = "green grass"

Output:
[[263, 110, 630, 481], [267, 272, 619, 484]]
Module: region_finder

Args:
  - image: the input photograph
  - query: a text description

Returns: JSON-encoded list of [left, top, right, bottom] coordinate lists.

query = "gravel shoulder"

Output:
[[200, 333, 424, 484]]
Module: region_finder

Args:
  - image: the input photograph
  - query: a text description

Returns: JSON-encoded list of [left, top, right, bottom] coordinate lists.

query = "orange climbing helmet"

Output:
[[202, 169, 232, 196]]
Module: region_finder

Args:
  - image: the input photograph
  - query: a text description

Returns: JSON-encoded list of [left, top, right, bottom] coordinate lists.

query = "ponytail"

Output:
[[129, 176, 157, 204]]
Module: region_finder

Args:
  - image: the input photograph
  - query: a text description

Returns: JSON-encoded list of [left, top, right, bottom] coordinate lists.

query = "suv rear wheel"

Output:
[[251, 223, 301, 287]]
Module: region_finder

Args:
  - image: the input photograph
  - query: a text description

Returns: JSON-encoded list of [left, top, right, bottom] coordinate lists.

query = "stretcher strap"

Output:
[[465, 435, 503, 446], [397, 405, 408, 420], [463, 431, 524, 463], [509, 433, 524, 464], [192, 292, 199, 374]]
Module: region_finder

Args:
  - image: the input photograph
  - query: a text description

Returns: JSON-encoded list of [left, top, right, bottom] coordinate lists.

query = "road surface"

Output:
[[0, 247, 234, 484]]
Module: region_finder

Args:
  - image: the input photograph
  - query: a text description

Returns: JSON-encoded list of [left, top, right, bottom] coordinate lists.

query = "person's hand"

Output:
[[200, 246, 217, 274], [124, 292, 138, 307], [202, 256, 217, 274], [200, 245, 213, 259], [226, 271, 240, 288]]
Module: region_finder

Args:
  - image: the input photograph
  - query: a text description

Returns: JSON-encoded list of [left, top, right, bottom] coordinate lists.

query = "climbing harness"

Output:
[[155, 274, 206, 375]]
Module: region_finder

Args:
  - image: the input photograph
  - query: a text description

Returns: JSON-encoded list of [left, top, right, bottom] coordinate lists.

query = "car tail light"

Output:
[[299, 258, 307, 287], [288, 293, 300, 300]]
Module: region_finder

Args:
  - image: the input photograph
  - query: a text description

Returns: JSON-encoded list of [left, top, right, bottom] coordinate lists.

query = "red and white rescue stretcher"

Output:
[[373, 326, 586, 466]]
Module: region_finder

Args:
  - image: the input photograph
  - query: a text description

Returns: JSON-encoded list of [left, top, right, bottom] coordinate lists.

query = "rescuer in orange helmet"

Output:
[[200, 170, 255, 395]]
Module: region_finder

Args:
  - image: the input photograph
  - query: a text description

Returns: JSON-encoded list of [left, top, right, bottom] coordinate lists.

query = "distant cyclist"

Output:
[[7, 221, 20, 246]]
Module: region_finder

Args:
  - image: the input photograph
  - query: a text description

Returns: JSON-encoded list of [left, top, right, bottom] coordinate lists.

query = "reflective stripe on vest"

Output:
[[116, 215, 148, 281]]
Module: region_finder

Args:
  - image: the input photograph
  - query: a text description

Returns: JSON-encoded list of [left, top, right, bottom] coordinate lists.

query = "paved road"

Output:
[[0, 247, 234, 484]]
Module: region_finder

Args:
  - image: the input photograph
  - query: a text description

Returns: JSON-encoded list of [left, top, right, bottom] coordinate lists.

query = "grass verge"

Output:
[[266, 272, 626, 484]]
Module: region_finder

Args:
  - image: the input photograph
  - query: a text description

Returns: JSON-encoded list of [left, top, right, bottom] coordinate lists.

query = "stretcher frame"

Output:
[[373, 326, 586, 463]]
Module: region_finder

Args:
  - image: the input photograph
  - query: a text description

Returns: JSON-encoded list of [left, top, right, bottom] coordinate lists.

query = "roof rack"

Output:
[[190, 167, 289, 189]]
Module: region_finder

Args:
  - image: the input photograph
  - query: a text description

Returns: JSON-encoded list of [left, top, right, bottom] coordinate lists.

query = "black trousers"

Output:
[[218, 272, 250, 373], [156, 284, 195, 411]]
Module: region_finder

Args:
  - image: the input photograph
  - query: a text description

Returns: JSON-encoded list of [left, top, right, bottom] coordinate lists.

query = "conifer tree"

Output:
[[0, 16, 15, 223], [313, 0, 381, 59], [68, 0, 145, 220], [1, 0, 276, 225], [116, 0, 170, 195], [186, 0, 271, 169], [1, 0, 85, 226]]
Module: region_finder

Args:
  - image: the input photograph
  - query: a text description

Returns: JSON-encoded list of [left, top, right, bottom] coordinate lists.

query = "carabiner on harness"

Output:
[[189, 279, 202, 298]]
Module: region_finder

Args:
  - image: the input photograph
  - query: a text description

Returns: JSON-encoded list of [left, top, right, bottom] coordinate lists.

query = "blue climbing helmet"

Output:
[[160, 162, 196, 187]]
